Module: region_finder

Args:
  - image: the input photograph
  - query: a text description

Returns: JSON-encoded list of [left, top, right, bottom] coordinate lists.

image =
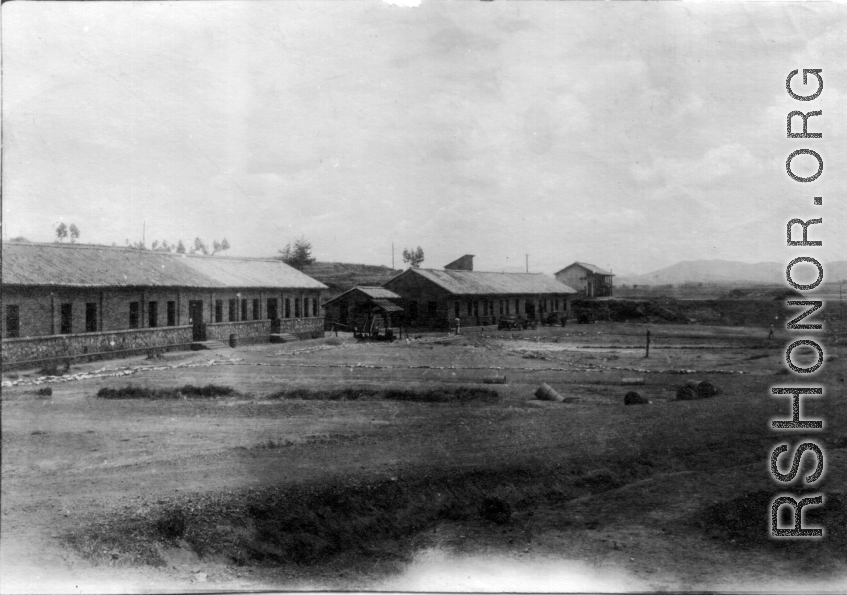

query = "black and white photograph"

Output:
[[2, 0, 846, 592]]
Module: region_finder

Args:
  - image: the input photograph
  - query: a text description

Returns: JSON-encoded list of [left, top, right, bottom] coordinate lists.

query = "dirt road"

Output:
[[3, 324, 846, 592]]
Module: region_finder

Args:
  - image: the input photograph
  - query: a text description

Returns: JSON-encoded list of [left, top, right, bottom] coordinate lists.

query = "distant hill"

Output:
[[617, 259, 847, 286], [302, 262, 402, 298]]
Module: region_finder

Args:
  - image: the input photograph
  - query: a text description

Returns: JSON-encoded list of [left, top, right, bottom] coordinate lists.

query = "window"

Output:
[[313, 298, 318, 317], [267, 298, 278, 320], [303, 297, 309, 318], [215, 300, 223, 323], [167, 301, 176, 326], [295, 297, 301, 318], [252, 298, 260, 320], [241, 299, 248, 321], [427, 301, 438, 317], [86, 303, 97, 332], [473, 301, 479, 317], [5, 305, 20, 338], [129, 302, 140, 329], [284, 298, 291, 319], [148, 301, 158, 328], [60, 303, 73, 334], [454, 301, 460, 318], [228, 299, 237, 322]]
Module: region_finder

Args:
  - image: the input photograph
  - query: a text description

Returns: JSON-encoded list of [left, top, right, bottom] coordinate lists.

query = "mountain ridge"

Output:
[[617, 259, 847, 286]]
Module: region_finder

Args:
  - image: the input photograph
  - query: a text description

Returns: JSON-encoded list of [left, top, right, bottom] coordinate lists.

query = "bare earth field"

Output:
[[2, 322, 846, 592]]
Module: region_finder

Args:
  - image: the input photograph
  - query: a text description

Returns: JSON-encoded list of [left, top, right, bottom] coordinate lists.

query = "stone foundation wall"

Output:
[[2, 326, 193, 367], [2, 317, 327, 367], [277, 317, 324, 333], [205, 320, 272, 344]]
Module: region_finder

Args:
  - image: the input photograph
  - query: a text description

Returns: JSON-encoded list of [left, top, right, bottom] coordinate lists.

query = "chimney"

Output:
[[444, 255, 474, 271]]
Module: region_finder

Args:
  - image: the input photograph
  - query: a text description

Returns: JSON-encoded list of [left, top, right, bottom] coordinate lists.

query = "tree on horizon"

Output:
[[278, 237, 315, 270], [55, 222, 68, 243], [402, 246, 425, 268]]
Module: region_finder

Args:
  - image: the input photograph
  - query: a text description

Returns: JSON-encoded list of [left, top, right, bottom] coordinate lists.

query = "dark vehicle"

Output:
[[542, 312, 566, 326], [498, 315, 521, 330], [576, 309, 596, 324], [498, 316, 537, 330]]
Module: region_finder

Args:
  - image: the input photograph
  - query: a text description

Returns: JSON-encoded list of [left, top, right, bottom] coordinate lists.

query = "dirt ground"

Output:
[[2, 322, 846, 592]]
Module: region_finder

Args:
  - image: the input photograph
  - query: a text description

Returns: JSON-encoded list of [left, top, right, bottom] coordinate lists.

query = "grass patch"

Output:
[[97, 384, 240, 400], [265, 386, 500, 403], [64, 456, 657, 569], [701, 490, 847, 565]]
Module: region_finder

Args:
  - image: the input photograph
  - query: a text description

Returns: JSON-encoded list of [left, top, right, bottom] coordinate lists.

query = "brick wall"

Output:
[[383, 273, 455, 328], [3, 287, 324, 339], [1, 326, 193, 367]]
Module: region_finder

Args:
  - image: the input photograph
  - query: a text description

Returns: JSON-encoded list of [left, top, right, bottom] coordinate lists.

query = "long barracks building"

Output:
[[382, 255, 577, 329], [1, 242, 327, 367]]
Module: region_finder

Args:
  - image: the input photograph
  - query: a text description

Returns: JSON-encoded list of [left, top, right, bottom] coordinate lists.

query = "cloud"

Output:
[[4, 2, 847, 273]]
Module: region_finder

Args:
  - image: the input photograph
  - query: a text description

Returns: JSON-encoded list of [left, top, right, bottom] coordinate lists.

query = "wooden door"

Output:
[[188, 300, 204, 341]]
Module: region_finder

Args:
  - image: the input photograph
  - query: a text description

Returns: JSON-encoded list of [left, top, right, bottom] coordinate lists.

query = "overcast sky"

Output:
[[3, 1, 845, 276]]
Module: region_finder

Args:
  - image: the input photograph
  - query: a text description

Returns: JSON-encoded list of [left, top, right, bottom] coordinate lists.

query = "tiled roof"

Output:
[[322, 286, 402, 306], [388, 268, 576, 296], [356, 286, 402, 299], [555, 262, 614, 276], [1, 243, 327, 290], [371, 299, 404, 313]]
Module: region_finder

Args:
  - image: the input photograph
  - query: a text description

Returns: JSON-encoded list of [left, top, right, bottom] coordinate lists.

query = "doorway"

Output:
[[188, 300, 205, 341]]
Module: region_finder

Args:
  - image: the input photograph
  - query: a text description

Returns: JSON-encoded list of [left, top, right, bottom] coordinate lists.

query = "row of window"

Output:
[[4, 295, 322, 338], [212, 297, 318, 323], [402, 298, 565, 322], [451, 298, 564, 318], [128, 301, 178, 329]]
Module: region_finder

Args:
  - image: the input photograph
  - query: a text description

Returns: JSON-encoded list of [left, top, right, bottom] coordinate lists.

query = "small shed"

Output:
[[322, 286, 403, 333]]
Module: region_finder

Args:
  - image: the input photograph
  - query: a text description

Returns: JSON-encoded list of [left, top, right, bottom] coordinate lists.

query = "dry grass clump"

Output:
[[96, 384, 239, 400], [624, 391, 648, 405], [266, 386, 500, 403]]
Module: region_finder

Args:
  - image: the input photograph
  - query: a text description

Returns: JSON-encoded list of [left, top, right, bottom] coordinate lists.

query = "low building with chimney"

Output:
[[382, 255, 576, 329]]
